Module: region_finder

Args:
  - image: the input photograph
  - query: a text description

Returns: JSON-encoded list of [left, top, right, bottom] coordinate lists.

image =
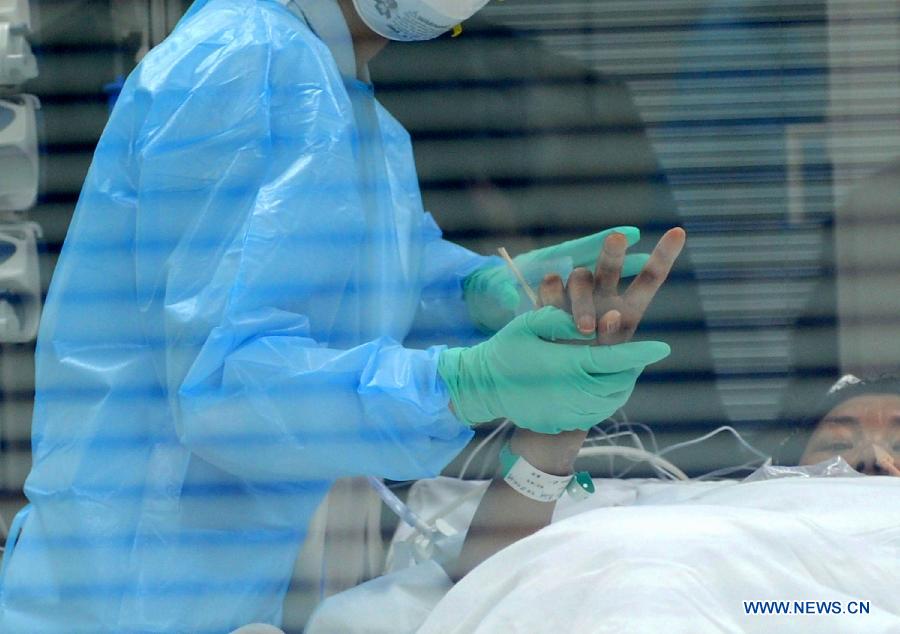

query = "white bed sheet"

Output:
[[308, 477, 900, 634]]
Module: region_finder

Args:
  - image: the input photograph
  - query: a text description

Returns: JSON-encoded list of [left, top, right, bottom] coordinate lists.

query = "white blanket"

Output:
[[309, 477, 900, 633]]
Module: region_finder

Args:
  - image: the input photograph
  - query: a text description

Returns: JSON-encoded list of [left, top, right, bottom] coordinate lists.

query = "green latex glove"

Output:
[[438, 306, 670, 434], [463, 226, 651, 333]]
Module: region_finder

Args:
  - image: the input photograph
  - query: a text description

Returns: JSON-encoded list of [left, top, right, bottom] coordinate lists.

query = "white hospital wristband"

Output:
[[499, 441, 594, 503]]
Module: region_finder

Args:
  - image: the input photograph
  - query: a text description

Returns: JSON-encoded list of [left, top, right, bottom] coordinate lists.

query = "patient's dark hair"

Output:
[[775, 374, 900, 465]]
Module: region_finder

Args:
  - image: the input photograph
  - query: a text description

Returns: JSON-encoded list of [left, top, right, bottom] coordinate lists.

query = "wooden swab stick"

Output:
[[497, 247, 539, 308]]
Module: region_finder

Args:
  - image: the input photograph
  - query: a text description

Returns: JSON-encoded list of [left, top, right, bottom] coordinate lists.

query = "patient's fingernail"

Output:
[[605, 315, 621, 334], [578, 316, 594, 333]]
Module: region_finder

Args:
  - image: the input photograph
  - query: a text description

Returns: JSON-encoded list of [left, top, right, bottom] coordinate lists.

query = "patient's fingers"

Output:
[[566, 267, 596, 334], [538, 274, 566, 309], [594, 232, 628, 298], [624, 228, 686, 319]]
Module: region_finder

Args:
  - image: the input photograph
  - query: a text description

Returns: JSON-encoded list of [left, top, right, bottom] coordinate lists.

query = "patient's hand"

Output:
[[510, 228, 685, 487], [451, 229, 685, 583], [539, 227, 686, 345]]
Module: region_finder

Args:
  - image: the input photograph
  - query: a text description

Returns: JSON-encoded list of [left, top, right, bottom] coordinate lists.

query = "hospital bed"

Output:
[[306, 470, 900, 633]]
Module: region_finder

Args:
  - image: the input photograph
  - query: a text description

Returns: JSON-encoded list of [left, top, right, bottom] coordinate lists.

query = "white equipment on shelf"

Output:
[[0, 94, 39, 212], [0, 220, 41, 342], [0, 0, 37, 86]]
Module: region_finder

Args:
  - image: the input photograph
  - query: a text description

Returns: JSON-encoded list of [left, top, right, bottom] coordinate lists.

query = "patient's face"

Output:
[[800, 394, 900, 476]]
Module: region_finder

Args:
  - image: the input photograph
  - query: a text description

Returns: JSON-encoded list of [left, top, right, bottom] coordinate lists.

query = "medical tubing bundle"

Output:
[[366, 476, 437, 539], [576, 445, 689, 480]]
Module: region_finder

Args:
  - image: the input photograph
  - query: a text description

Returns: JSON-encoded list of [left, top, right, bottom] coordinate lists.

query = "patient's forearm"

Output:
[[448, 428, 587, 582]]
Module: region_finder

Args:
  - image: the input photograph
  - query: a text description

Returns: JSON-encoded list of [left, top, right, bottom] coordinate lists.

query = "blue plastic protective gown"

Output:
[[0, 1, 489, 631]]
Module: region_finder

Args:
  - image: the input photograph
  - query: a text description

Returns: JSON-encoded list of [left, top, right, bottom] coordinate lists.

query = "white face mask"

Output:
[[351, 0, 491, 42]]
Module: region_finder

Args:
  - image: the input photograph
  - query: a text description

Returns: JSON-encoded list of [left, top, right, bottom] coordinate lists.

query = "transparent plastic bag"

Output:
[[743, 456, 863, 482]]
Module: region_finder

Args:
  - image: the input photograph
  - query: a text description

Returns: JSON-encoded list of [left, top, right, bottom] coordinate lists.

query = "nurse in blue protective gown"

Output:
[[0, 0, 669, 631]]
